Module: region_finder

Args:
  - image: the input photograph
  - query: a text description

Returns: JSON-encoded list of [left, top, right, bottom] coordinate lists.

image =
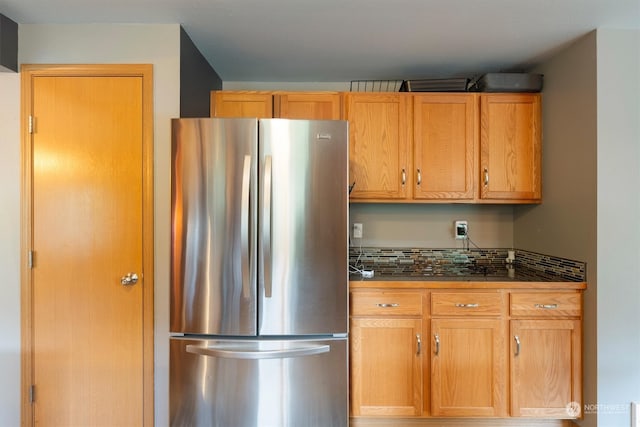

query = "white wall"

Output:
[[0, 72, 21, 427], [0, 23, 182, 427], [596, 28, 640, 427]]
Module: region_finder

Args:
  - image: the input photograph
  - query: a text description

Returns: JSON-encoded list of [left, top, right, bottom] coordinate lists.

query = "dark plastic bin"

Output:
[[470, 73, 543, 92]]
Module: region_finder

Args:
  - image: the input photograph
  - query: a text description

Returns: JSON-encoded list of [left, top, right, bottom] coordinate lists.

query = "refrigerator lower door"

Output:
[[170, 337, 348, 427]]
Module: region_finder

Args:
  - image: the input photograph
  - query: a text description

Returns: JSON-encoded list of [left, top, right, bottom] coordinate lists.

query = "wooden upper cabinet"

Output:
[[345, 93, 411, 200], [210, 91, 273, 118], [480, 94, 541, 202], [413, 94, 477, 200], [274, 92, 341, 119]]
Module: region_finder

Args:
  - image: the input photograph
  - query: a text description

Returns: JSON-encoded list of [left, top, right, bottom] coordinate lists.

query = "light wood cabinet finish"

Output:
[[480, 93, 541, 202], [510, 319, 582, 417], [210, 90, 273, 118], [510, 292, 581, 317], [510, 291, 582, 418], [413, 93, 477, 200], [431, 292, 503, 316], [210, 90, 342, 119], [274, 92, 341, 119], [350, 317, 423, 416], [350, 290, 426, 417], [349, 283, 584, 424], [345, 93, 411, 200], [431, 318, 507, 417]]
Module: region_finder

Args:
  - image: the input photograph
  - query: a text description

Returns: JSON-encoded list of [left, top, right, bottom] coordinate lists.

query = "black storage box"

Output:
[[400, 78, 470, 92], [470, 73, 543, 92]]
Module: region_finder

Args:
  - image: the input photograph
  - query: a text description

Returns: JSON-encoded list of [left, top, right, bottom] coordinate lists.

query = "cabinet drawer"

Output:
[[431, 292, 503, 316], [510, 292, 581, 317], [350, 291, 423, 316]]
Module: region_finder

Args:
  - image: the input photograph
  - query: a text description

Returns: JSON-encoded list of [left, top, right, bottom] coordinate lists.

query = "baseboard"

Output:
[[350, 418, 577, 427]]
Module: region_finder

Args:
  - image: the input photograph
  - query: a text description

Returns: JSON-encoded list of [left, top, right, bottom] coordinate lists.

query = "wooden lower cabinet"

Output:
[[349, 285, 584, 424], [350, 317, 423, 416], [431, 318, 507, 417]]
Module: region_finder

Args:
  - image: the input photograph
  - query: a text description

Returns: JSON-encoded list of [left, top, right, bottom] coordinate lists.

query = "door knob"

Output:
[[121, 272, 139, 286]]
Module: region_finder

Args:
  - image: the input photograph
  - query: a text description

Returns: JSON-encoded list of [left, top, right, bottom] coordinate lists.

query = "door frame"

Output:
[[20, 64, 155, 427]]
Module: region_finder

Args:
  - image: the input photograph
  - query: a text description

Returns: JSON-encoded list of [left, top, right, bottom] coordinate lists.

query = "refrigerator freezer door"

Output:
[[171, 118, 258, 336], [170, 337, 348, 427], [259, 119, 349, 336]]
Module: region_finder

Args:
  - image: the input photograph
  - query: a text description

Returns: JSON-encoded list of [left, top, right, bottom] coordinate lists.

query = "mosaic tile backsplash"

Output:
[[349, 247, 586, 282]]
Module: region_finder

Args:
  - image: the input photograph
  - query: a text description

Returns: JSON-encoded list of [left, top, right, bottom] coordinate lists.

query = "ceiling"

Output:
[[1, 0, 638, 82]]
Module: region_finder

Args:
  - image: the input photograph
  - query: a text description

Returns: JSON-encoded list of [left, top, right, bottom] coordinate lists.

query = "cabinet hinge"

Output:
[[28, 250, 34, 269], [29, 385, 35, 403], [29, 116, 34, 134]]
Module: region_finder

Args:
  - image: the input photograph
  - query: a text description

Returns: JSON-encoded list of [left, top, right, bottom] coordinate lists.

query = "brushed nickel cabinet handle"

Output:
[[434, 333, 440, 355], [484, 168, 489, 186], [535, 303, 558, 309], [514, 335, 521, 356], [376, 303, 400, 308], [417, 169, 422, 186], [455, 303, 479, 308], [416, 334, 422, 355], [401, 168, 406, 185]]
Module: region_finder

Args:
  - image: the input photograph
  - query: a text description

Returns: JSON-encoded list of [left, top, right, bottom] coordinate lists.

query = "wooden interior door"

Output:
[[21, 65, 154, 427]]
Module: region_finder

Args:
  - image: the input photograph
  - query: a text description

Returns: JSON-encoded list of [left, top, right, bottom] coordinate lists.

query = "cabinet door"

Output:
[[431, 318, 507, 417], [275, 92, 341, 119], [480, 94, 541, 201], [345, 93, 411, 200], [210, 91, 273, 118], [510, 319, 582, 418], [413, 94, 477, 200], [350, 317, 423, 416]]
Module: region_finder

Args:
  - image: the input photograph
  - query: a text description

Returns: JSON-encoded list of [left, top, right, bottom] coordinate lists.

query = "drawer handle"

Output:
[[455, 303, 479, 308], [376, 303, 400, 308], [416, 334, 422, 355], [401, 169, 406, 186], [434, 333, 440, 355], [514, 335, 521, 356], [534, 303, 558, 309]]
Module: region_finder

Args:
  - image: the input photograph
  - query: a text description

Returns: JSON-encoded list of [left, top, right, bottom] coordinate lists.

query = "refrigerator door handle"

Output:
[[262, 155, 273, 298], [186, 344, 330, 360], [241, 154, 252, 299]]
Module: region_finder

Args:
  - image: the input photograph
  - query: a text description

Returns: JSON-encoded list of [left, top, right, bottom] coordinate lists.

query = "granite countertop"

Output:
[[348, 248, 587, 285], [349, 264, 578, 283]]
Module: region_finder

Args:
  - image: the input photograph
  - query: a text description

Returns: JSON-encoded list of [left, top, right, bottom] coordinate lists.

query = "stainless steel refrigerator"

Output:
[[169, 118, 349, 427]]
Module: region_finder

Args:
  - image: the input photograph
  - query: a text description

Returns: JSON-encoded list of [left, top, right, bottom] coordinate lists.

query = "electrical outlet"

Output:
[[454, 220, 468, 239], [353, 223, 363, 239]]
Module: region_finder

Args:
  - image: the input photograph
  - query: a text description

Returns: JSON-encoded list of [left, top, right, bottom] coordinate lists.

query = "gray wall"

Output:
[[0, 71, 20, 427], [350, 203, 514, 248], [595, 28, 640, 427], [0, 23, 181, 427], [515, 29, 640, 427], [180, 26, 222, 117], [514, 31, 598, 426]]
